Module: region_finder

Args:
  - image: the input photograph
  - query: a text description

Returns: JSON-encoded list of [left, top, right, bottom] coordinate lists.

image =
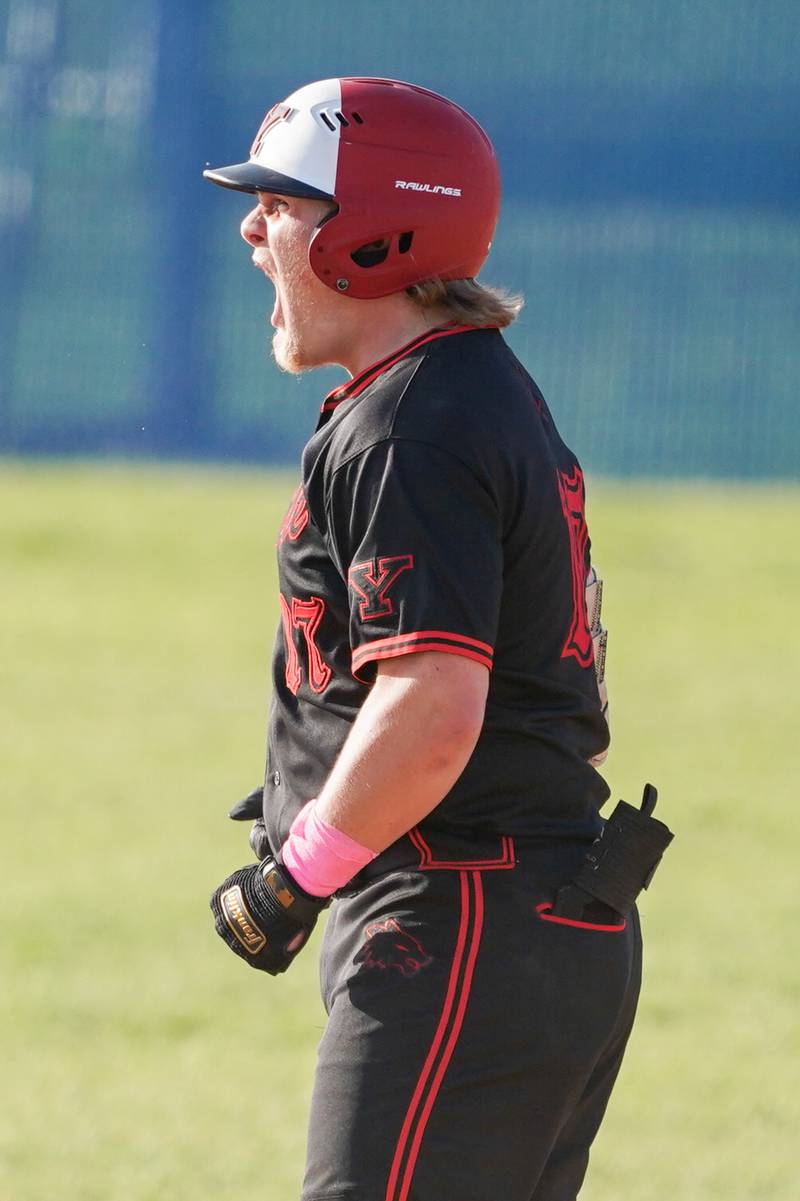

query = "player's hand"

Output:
[[228, 786, 270, 860], [209, 856, 326, 975]]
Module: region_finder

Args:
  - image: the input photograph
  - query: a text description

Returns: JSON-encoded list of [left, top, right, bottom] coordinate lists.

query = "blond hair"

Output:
[[406, 277, 523, 329]]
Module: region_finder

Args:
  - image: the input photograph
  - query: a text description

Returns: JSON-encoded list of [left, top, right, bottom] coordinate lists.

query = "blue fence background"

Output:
[[2, 0, 798, 477]]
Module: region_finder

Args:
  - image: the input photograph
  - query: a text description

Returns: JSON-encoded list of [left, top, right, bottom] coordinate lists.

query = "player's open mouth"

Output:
[[268, 276, 285, 328], [252, 255, 283, 328]]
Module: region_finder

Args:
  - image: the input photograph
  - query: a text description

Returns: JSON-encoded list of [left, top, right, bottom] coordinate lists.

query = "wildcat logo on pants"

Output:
[[355, 918, 433, 977]]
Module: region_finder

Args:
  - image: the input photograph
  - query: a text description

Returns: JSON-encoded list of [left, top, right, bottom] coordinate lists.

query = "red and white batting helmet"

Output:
[[203, 77, 500, 300]]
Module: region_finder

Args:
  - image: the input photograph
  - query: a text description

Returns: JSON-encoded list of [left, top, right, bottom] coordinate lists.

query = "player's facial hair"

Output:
[[272, 316, 308, 375]]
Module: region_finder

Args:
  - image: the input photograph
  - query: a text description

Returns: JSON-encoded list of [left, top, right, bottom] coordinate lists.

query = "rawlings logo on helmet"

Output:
[[355, 918, 433, 978], [395, 181, 463, 197]]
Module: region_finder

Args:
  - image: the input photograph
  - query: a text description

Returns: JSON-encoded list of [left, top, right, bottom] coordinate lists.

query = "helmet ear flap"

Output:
[[309, 216, 423, 299], [309, 204, 489, 300]]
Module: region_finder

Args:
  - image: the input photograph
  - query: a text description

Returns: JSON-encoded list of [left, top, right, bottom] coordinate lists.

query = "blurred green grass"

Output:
[[1, 462, 796, 1200]]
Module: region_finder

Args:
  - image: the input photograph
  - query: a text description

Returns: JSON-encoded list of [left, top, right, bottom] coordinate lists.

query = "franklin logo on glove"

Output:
[[219, 885, 267, 954]]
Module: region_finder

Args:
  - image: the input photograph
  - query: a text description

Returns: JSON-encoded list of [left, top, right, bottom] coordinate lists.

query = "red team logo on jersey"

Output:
[[355, 919, 433, 977], [278, 487, 310, 545], [557, 466, 593, 668], [348, 555, 415, 621], [279, 594, 332, 694], [278, 489, 331, 694]]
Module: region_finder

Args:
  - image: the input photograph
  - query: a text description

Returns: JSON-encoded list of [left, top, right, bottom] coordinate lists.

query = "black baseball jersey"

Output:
[[263, 325, 610, 853]]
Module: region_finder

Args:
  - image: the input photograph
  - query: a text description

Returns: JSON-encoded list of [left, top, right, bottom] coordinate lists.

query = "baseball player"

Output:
[[203, 77, 671, 1201]]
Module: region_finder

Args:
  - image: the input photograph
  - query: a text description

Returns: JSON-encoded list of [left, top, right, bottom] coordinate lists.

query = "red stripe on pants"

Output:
[[385, 871, 485, 1201]]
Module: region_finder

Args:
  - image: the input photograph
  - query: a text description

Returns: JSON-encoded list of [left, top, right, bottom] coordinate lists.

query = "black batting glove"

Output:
[[228, 786, 270, 860], [209, 856, 326, 976]]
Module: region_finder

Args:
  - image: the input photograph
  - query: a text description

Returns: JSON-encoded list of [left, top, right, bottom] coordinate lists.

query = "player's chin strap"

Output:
[[552, 784, 674, 920]]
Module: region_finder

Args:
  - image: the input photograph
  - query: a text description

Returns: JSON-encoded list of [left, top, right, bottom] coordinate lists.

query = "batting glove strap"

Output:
[[209, 857, 326, 976], [248, 818, 271, 861]]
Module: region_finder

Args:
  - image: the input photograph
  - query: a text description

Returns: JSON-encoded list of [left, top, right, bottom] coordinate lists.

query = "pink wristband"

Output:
[[281, 800, 378, 897]]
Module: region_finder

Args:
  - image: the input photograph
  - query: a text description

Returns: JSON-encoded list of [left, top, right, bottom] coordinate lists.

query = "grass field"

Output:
[[1, 462, 797, 1200]]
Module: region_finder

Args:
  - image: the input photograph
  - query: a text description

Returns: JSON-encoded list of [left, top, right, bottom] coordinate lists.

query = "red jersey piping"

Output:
[[409, 827, 516, 871], [321, 325, 482, 414]]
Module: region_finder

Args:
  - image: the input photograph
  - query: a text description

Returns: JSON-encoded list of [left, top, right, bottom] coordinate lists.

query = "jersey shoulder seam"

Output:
[[327, 433, 487, 488]]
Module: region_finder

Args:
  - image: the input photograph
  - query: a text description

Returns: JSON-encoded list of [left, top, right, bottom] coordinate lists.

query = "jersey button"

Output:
[[272, 770, 281, 787]]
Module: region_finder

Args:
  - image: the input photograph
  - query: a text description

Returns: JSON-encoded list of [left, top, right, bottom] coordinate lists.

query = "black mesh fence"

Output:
[[2, 0, 798, 476]]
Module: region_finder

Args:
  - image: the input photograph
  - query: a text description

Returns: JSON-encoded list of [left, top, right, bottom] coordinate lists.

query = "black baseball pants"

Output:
[[302, 831, 642, 1201]]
